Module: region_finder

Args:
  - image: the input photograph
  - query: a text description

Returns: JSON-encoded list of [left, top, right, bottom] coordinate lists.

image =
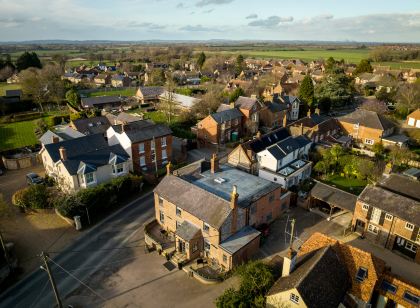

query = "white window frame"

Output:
[[362, 204, 369, 211], [159, 210, 164, 223], [138, 143, 145, 154], [405, 222, 414, 231], [405, 241, 417, 253], [371, 208, 381, 224], [290, 293, 300, 304], [140, 156, 146, 167], [364, 138, 374, 145], [385, 213, 393, 221], [112, 163, 124, 175], [85, 172, 95, 185], [162, 149, 167, 160], [161, 137, 167, 147], [203, 222, 210, 233], [176, 207, 182, 217], [204, 239, 210, 251], [368, 224, 379, 234]]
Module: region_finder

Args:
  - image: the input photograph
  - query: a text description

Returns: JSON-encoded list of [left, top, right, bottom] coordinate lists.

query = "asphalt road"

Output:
[[0, 192, 155, 308]]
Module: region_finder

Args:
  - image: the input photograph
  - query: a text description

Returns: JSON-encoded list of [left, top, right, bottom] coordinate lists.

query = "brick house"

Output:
[[338, 109, 395, 146], [151, 157, 290, 270], [234, 96, 263, 135], [406, 109, 420, 128], [106, 120, 172, 174], [259, 101, 289, 130], [196, 108, 243, 146], [135, 86, 164, 104], [352, 174, 420, 264]]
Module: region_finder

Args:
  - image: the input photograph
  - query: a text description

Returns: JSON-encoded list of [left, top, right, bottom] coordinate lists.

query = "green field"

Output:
[[88, 88, 137, 97], [376, 61, 420, 69], [0, 83, 21, 96], [0, 120, 38, 151], [323, 174, 367, 195]]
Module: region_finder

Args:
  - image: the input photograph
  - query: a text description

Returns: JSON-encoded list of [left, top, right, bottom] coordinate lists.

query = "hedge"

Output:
[[12, 185, 50, 209], [44, 115, 70, 127]]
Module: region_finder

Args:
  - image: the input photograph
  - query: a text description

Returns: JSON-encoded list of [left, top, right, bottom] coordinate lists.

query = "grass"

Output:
[[0, 83, 21, 96], [88, 88, 137, 97], [376, 61, 420, 69], [0, 120, 38, 151], [323, 174, 367, 195]]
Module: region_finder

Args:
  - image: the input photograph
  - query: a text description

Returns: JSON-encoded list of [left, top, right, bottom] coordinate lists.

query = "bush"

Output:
[[45, 115, 70, 127], [12, 185, 50, 209]]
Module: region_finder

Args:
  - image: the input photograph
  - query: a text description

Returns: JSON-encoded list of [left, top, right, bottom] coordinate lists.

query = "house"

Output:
[[93, 74, 111, 86], [39, 134, 130, 192], [80, 96, 123, 110], [257, 135, 312, 189], [338, 109, 396, 146], [70, 116, 111, 136], [352, 173, 420, 263], [279, 95, 300, 121], [289, 110, 342, 143], [159, 91, 201, 112], [39, 127, 85, 146], [234, 96, 263, 135], [196, 108, 243, 146], [106, 120, 172, 174], [267, 232, 420, 308], [106, 112, 142, 125], [111, 75, 130, 88], [227, 128, 290, 174], [406, 109, 420, 128], [224, 79, 252, 92], [135, 86, 164, 104], [259, 102, 289, 130], [151, 157, 289, 270]]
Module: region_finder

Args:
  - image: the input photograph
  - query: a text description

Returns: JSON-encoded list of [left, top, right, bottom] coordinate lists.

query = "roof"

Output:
[[377, 174, 420, 202], [298, 232, 387, 303], [242, 127, 291, 154], [266, 102, 289, 113], [153, 175, 232, 229], [43, 134, 129, 175], [268, 246, 349, 308], [116, 112, 143, 124], [291, 114, 331, 128], [219, 226, 260, 255], [210, 108, 243, 124], [311, 181, 358, 212], [160, 91, 201, 109], [281, 95, 300, 105], [381, 134, 409, 144], [265, 136, 311, 160], [358, 184, 420, 224], [72, 116, 111, 135], [112, 121, 172, 143], [407, 109, 420, 120], [39, 130, 64, 145], [403, 168, 420, 180], [81, 96, 122, 108], [137, 86, 164, 97], [175, 221, 202, 241], [235, 96, 258, 110], [338, 109, 395, 131]]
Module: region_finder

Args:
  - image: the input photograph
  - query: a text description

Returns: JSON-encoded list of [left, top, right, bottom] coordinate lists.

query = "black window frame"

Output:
[[403, 291, 419, 305], [380, 280, 397, 294], [355, 267, 368, 283]]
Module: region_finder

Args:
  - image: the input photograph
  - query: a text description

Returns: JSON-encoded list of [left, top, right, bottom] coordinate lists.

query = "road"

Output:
[[0, 192, 155, 308]]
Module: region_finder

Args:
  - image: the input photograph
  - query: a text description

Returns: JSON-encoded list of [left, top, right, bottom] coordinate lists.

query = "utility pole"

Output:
[[0, 230, 11, 270], [289, 219, 295, 249], [41, 252, 63, 308]]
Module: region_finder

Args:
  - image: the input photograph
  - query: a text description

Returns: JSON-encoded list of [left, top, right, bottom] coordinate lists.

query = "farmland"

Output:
[[0, 120, 38, 151]]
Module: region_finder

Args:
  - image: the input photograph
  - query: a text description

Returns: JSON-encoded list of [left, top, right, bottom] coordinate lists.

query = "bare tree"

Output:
[[396, 83, 420, 114], [158, 78, 177, 124]]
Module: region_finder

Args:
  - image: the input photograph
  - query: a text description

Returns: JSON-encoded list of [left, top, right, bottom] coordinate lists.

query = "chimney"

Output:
[[230, 102, 235, 109], [300, 123, 304, 135], [315, 108, 320, 115], [256, 131, 262, 139], [52, 136, 59, 144], [230, 185, 238, 210], [210, 153, 219, 173], [307, 109, 311, 117], [230, 185, 239, 234], [121, 123, 125, 133], [166, 161, 172, 176], [59, 147, 67, 161], [283, 114, 287, 127], [282, 219, 297, 277]]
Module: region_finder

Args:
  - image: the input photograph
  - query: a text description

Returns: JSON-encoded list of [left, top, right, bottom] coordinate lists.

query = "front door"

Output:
[[355, 219, 365, 233], [178, 240, 186, 253]]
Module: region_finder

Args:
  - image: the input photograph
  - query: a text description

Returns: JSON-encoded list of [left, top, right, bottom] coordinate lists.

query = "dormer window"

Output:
[[355, 267, 367, 283]]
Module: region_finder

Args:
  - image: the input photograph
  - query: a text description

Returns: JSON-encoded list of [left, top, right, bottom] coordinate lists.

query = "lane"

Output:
[[0, 192, 155, 308]]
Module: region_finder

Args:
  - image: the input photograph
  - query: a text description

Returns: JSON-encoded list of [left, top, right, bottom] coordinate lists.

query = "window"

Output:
[[362, 204, 369, 211], [176, 207, 182, 217], [162, 149, 167, 160], [203, 222, 210, 233], [355, 267, 367, 282], [269, 194, 275, 202], [365, 138, 374, 145], [403, 291, 419, 305], [161, 137, 167, 147], [405, 222, 414, 231], [204, 240, 210, 251], [158, 197, 164, 207], [290, 293, 299, 304], [192, 242, 198, 252], [159, 211, 164, 223], [140, 156, 146, 167], [368, 224, 379, 234], [371, 208, 381, 224], [112, 163, 124, 174], [138, 143, 145, 154], [151, 140, 155, 151], [250, 205, 256, 214], [223, 254, 227, 263], [380, 280, 397, 294], [385, 213, 393, 221], [85, 172, 95, 184], [176, 221, 182, 229], [405, 241, 417, 253]]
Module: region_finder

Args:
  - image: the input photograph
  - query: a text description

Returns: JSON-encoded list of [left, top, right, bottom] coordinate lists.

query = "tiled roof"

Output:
[[235, 96, 258, 110], [338, 109, 395, 131], [210, 108, 243, 124], [137, 86, 164, 97], [72, 116, 111, 136], [175, 221, 202, 241], [112, 120, 172, 143]]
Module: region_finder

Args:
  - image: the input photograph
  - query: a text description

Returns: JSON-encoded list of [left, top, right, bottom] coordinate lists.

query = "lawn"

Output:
[[0, 83, 21, 96], [87, 88, 137, 97], [0, 120, 38, 151], [323, 174, 367, 195]]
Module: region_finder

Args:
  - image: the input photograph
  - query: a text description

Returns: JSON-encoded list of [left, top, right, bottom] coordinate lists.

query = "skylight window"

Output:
[[380, 280, 397, 294], [403, 291, 419, 305], [355, 267, 367, 283]]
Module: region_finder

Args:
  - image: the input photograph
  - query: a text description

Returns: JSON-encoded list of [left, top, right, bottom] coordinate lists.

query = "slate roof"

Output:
[[81, 96, 123, 108], [338, 109, 395, 131], [72, 116, 111, 135], [242, 127, 291, 154], [112, 121, 172, 143], [154, 175, 232, 229], [358, 185, 420, 224], [281, 95, 300, 105], [219, 226, 260, 255], [137, 86, 164, 97], [266, 136, 311, 160], [175, 221, 202, 241], [210, 108, 243, 124], [235, 96, 258, 110], [266, 102, 289, 113], [39, 130, 64, 145], [377, 174, 420, 202], [311, 181, 357, 212], [43, 134, 129, 175], [267, 246, 349, 308]]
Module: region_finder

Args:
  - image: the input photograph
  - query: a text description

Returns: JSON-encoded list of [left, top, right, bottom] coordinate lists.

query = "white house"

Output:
[[257, 136, 312, 189]]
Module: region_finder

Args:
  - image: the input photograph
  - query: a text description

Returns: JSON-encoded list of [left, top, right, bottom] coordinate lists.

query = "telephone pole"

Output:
[[41, 252, 63, 308], [289, 219, 296, 248]]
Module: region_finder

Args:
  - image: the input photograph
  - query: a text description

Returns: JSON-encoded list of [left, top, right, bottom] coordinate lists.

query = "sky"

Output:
[[1, 0, 420, 42]]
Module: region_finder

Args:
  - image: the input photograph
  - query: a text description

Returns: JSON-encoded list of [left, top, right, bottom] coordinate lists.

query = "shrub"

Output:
[[12, 185, 50, 209], [44, 115, 70, 127]]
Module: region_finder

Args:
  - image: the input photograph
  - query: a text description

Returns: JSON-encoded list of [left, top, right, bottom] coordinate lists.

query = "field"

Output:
[[87, 88, 137, 97], [0, 120, 38, 151], [323, 174, 367, 195], [0, 83, 21, 96]]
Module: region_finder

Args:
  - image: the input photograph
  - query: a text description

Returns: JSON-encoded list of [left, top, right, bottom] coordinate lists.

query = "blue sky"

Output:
[[1, 0, 420, 42]]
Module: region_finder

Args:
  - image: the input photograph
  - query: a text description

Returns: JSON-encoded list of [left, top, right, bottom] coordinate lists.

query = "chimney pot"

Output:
[[52, 136, 59, 144], [59, 146, 67, 161], [210, 153, 219, 174], [256, 131, 262, 139], [166, 161, 172, 176], [230, 185, 238, 210]]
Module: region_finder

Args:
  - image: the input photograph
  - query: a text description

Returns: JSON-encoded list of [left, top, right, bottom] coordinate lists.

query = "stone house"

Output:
[[406, 109, 420, 128], [135, 86, 164, 104], [111, 75, 131, 87], [93, 74, 111, 86]]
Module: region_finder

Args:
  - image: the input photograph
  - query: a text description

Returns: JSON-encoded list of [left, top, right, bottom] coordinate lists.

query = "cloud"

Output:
[[180, 24, 220, 32], [196, 0, 234, 7], [248, 16, 293, 27], [126, 21, 166, 30], [0, 17, 24, 28], [176, 2, 184, 8], [246, 14, 258, 19], [203, 9, 214, 13]]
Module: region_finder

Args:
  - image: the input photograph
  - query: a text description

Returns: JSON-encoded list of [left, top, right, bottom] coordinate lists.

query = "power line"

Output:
[[29, 279, 50, 308]]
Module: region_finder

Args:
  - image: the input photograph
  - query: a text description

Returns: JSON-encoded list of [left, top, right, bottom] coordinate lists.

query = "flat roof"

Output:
[[219, 226, 260, 255]]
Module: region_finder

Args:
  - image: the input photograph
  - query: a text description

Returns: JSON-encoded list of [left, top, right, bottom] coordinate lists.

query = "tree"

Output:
[[41, 63, 66, 108], [298, 75, 315, 110], [158, 78, 177, 123], [315, 70, 354, 107], [325, 57, 337, 72], [66, 89, 80, 110], [196, 52, 206, 70], [353, 59, 373, 75], [235, 54, 245, 76], [149, 68, 166, 86], [16, 51, 42, 71], [0, 66, 14, 81], [396, 83, 420, 116], [375, 87, 396, 105], [372, 142, 385, 158], [229, 87, 245, 103], [192, 84, 224, 117], [34, 119, 48, 138], [19, 68, 46, 112]]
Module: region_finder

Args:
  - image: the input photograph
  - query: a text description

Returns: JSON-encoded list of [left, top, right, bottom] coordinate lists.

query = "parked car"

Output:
[[26, 173, 44, 185]]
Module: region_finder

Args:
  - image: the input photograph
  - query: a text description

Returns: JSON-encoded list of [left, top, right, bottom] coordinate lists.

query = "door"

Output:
[[178, 240, 186, 253]]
